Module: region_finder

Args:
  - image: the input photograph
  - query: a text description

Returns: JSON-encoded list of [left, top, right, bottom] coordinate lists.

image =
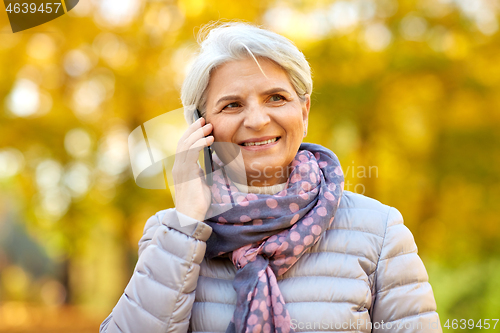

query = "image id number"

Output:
[[6, 2, 62, 14], [444, 319, 499, 330]]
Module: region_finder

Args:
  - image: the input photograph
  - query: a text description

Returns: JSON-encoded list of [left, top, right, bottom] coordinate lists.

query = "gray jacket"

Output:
[[100, 190, 442, 333]]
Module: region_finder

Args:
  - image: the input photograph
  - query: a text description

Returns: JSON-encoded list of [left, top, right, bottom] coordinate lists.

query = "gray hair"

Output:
[[181, 21, 313, 124]]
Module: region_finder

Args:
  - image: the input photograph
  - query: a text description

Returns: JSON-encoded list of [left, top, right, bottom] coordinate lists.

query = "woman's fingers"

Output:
[[177, 122, 213, 153], [173, 116, 214, 221], [184, 123, 213, 149], [178, 117, 212, 149], [186, 134, 214, 157], [173, 134, 214, 175], [176, 121, 213, 167], [178, 117, 204, 144], [182, 135, 213, 166]]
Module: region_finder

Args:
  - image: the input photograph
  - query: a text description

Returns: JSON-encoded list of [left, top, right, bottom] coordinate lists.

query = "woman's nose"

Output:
[[243, 104, 270, 131]]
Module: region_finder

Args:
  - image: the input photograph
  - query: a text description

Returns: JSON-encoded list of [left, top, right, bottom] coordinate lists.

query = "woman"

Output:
[[100, 22, 442, 333]]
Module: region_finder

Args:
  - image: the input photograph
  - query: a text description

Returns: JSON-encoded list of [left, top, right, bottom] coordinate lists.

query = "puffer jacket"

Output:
[[100, 190, 442, 333]]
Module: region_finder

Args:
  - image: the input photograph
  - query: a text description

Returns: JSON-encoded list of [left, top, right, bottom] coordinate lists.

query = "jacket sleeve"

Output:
[[370, 207, 442, 333], [99, 209, 212, 333]]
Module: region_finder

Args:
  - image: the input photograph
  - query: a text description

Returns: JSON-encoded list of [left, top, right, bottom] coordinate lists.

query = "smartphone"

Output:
[[192, 109, 214, 186]]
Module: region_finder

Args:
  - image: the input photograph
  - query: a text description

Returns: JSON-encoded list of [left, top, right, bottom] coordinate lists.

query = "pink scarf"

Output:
[[205, 143, 344, 333]]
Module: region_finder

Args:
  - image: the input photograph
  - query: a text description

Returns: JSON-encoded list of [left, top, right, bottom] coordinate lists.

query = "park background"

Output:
[[1, 0, 500, 331]]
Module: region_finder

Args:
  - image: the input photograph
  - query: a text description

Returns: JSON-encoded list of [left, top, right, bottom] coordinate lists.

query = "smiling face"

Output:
[[204, 57, 310, 186]]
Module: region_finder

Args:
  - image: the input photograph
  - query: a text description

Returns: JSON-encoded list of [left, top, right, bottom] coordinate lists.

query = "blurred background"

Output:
[[1, 0, 500, 332]]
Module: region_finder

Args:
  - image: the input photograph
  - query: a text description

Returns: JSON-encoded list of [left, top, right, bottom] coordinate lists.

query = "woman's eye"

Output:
[[223, 102, 239, 109], [270, 94, 285, 102]]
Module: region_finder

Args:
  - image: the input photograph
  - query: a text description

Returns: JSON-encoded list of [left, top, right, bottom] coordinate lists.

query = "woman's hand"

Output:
[[172, 117, 214, 222]]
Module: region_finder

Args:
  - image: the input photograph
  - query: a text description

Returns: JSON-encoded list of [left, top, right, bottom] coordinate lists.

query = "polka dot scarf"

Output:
[[205, 143, 345, 333]]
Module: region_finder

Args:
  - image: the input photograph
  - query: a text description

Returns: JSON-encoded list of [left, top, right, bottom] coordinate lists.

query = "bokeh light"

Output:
[[5, 79, 40, 117], [0, 148, 25, 179]]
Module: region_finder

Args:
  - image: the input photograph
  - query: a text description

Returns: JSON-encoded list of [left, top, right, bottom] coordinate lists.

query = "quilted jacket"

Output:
[[100, 190, 442, 333]]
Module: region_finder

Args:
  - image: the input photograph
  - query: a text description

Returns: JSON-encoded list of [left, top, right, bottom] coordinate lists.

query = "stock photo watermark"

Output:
[[291, 318, 438, 331], [290, 318, 499, 331]]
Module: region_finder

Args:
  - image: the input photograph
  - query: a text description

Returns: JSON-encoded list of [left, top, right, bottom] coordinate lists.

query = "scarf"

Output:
[[204, 143, 344, 333]]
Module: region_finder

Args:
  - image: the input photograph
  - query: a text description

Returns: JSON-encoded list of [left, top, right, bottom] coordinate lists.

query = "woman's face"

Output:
[[205, 57, 310, 186]]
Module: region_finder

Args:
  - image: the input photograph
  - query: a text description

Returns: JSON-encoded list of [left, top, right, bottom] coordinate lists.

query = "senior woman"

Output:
[[100, 22, 442, 333]]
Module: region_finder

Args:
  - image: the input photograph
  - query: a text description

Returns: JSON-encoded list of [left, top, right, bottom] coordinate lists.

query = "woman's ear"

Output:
[[302, 94, 310, 136]]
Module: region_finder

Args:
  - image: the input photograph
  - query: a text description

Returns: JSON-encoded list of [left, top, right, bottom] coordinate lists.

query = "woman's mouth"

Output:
[[239, 136, 281, 150], [241, 137, 279, 146]]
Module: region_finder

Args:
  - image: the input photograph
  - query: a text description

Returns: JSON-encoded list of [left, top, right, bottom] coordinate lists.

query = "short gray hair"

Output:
[[181, 21, 313, 124]]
